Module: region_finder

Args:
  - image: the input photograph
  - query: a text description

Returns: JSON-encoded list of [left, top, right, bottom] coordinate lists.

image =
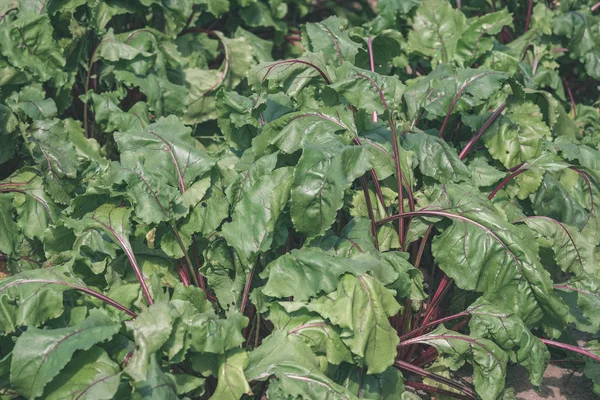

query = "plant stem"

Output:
[[540, 339, 600, 362], [488, 168, 527, 199], [367, 37, 378, 123], [400, 312, 469, 341], [458, 104, 505, 160], [525, 0, 534, 32], [394, 361, 477, 399], [360, 175, 380, 249], [562, 77, 577, 118], [4, 278, 137, 318], [593, 2, 600, 12], [240, 258, 257, 315], [404, 381, 472, 400]]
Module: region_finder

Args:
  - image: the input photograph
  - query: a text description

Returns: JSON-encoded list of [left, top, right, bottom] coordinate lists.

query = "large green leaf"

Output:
[[309, 274, 401, 374], [468, 300, 550, 386], [260, 248, 376, 301], [245, 331, 358, 399], [210, 349, 252, 400], [291, 135, 373, 238], [427, 184, 568, 332], [0, 13, 67, 85], [402, 133, 471, 183], [268, 302, 353, 365], [0, 267, 97, 333], [43, 346, 121, 400], [222, 167, 293, 260], [10, 310, 121, 399], [114, 115, 215, 197], [302, 16, 362, 65], [407, 0, 467, 64], [483, 102, 551, 169]]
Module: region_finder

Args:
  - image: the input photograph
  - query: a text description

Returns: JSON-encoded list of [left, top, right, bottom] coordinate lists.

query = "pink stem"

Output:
[[488, 168, 527, 199], [525, 0, 534, 32], [540, 339, 600, 362], [458, 104, 505, 160], [394, 361, 477, 399]]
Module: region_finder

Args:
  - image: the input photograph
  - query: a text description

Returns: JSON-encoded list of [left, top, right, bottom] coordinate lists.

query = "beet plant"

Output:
[[1, 0, 600, 399]]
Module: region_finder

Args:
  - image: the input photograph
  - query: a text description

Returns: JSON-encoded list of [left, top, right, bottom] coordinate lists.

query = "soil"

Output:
[[506, 364, 596, 400]]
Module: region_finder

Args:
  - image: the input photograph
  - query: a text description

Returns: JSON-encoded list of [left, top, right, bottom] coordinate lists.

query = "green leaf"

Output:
[[245, 331, 358, 399], [483, 102, 551, 169], [0, 267, 95, 333], [334, 365, 407, 400], [210, 349, 252, 400], [7, 85, 57, 120], [10, 310, 120, 399], [114, 116, 215, 196], [133, 354, 178, 399], [428, 184, 568, 331], [302, 16, 362, 65], [556, 275, 600, 334], [4, 168, 58, 241], [455, 10, 513, 66], [330, 62, 405, 115], [0, 13, 67, 85], [0, 195, 20, 258], [407, 0, 467, 64], [268, 302, 353, 365], [518, 216, 598, 276], [260, 248, 375, 301], [468, 300, 550, 386], [291, 135, 373, 238], [222, 167, 293, 260], [307, 274, 401, 374], [252, 107, 356, 156], [249, 52, 330, 97], [402, 133, 471, 183], [43, 346, 121, 400], [405, 326, 508, 400], [124, 302, 173, 382]]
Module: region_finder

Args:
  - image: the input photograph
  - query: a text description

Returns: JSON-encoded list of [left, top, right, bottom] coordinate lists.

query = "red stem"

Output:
[[525, 0, 534, 32], [562, 77, 577, 119], [360, 175, 380, 249], [404, 381, 472, 400], [592, 2, 600, 12], [488, 168, 527, 199], [394, 361, 477, 399], [400, 312, 469, 341], [2, 278, 137, 318], [240, 259, 257, 315], [540, 339, 600, 362], [458, 104, 506, 160]]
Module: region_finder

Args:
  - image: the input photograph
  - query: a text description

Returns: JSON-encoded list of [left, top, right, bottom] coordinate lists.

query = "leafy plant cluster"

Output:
[[1, 0, 600, 398]]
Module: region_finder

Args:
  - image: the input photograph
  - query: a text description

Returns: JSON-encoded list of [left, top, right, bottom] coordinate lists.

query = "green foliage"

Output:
[[1, 0, 600, 399]]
